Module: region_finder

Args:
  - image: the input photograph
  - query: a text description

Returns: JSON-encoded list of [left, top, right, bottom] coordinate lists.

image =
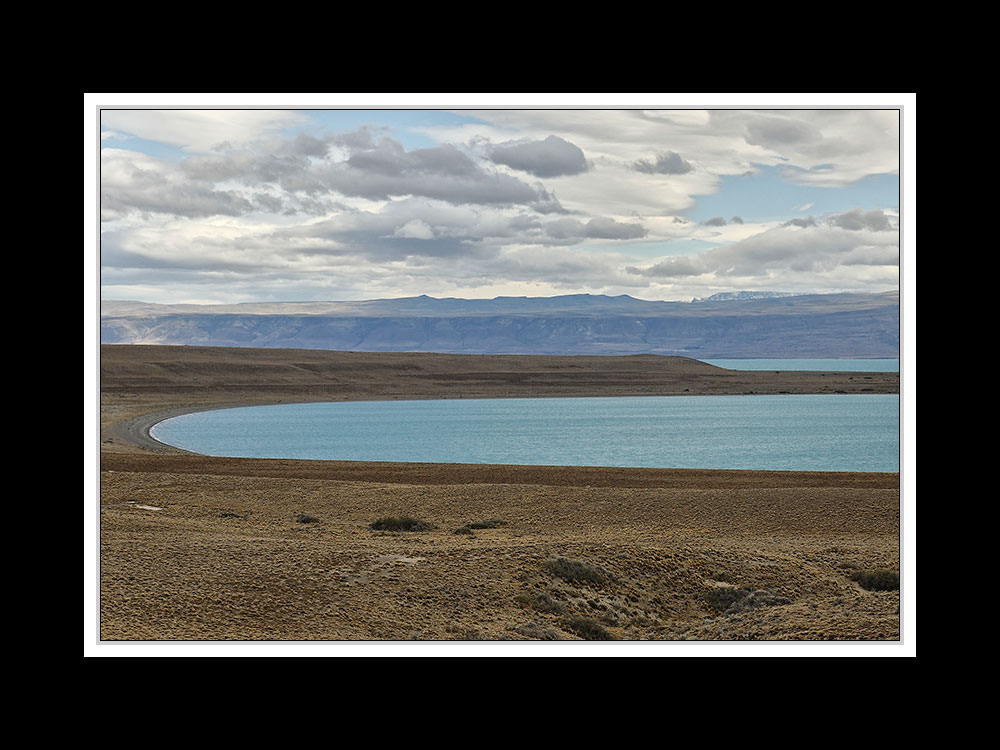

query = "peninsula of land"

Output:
[[98, 345, 902, 642]]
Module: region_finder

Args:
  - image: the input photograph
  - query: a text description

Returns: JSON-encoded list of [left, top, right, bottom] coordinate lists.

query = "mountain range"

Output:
[[100, 290, 900, 358]]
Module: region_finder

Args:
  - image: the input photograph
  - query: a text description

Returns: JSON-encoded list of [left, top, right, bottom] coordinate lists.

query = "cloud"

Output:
[[625, 256, 705, 279], [744, 115, 819, 147], [180, 132, 334, 183], [486, 135, 590, 178], [419, 108, 901, 193], [584, 217, 648, 240], [626, 217, 899, 285], [101, 202, 899, 305], [783, 216, 817, 228], [100, 110, 310, 153], [347, 140, 477, 177], [103, 132, 570, 220], [193, 134, 567, 212], [329, 138, 564, 210], [393, 219, 435, 240], [265, 198, 648, 260], [99, 108, 902, 303], [827, 208, 894, 232], [100, 148, 258, 220], [100, 188, 655, 303], [782, 210, 895, 232], [631, 151, 693, 175]]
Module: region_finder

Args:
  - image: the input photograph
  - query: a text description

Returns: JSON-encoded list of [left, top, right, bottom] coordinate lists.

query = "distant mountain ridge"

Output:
[[100, 290, 900, 358], [691, 291, 800, 303]]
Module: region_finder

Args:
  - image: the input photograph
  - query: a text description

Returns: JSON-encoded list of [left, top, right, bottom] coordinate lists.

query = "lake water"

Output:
[[699, 359, 899, 372], [150, 394, 899, 472]]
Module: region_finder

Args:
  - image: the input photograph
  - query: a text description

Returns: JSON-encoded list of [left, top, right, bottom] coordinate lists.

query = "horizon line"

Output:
[[99, 288, 901, 306]]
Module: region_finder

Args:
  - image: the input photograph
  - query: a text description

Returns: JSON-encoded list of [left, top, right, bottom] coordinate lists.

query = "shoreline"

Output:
[[120, 392, 900, 474], [97, 346, 903, 642]]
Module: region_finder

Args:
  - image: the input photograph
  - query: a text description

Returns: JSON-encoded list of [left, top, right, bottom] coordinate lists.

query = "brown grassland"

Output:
[[97, 345, 902, 643]]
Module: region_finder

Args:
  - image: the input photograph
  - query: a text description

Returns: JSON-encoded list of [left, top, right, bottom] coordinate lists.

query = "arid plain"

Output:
[[98, 345, 902, 642]]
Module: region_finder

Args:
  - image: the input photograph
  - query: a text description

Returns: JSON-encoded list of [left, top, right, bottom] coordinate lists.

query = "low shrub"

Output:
[[454, 518, 507, 535], [703, 587, 747, 613], [564, 617, 616, 641], [369, 516, 435, 532], [296, 513, 321, 524], [544, 557, 612, 585], [852, 569, 900, 591], [515, 591, 567, 615], [703, 587, 790, 615]]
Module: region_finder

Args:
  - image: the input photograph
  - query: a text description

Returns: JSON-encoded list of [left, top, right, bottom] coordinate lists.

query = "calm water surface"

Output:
[[151, 395, 899, 472]]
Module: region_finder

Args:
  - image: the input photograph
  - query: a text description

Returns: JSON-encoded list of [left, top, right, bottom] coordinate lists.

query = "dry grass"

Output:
[[97, 345, 901, 642]]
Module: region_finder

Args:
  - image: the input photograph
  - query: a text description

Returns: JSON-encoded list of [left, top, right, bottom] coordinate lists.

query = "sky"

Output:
[[93, 95, 907, 305], [85, 95, 915, 655]]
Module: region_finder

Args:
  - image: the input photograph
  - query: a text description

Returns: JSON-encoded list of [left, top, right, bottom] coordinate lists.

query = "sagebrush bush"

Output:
[[544, 557, 612, 585], [515, 591, 567, 615], [703, 587, 748, 613], [369, 516, 434, 532], [703, 587, 790, 614], [852, 569, 900, 591], [564, 617, 615, 641], [454, 518, 507, 535]]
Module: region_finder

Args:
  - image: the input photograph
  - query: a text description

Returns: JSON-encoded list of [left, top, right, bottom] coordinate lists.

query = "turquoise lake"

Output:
[[150, 394, 900, 472]]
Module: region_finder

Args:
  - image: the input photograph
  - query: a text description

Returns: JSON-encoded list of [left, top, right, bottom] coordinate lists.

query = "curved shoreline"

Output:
[[113, 403, 260, 455], [102, 345, 900, 459], [118, 393, 901, 474], [97, 346, 903, 642], [117, 396, 438, 453]]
